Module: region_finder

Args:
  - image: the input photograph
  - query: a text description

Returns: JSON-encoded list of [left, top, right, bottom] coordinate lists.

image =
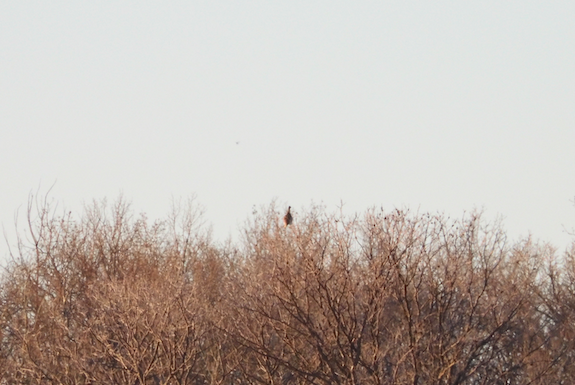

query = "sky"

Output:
[[1, 1, 575, 260]]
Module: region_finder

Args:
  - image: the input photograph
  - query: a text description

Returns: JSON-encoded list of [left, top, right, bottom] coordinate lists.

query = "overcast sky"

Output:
[[1, 1, 574, 259]]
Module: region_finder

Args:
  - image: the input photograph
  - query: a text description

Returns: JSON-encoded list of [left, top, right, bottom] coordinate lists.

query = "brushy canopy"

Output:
[[1, 198, 574, 385]]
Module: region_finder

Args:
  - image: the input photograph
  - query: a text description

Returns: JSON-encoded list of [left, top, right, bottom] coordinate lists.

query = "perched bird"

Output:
[[283, 206, 293, 227]]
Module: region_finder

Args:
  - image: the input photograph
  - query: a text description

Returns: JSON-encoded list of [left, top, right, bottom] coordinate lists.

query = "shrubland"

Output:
[[1, 197, 575, 384]]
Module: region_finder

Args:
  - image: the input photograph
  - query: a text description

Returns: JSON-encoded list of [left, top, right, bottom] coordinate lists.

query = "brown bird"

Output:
[[283, 206, 293, 227]]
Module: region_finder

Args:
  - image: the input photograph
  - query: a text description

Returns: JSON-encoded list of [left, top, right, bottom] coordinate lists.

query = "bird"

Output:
[[283, 206, 293, 227]]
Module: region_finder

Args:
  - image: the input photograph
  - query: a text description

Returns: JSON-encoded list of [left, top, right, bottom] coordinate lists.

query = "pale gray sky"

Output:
[[1, 1, 574, 258]]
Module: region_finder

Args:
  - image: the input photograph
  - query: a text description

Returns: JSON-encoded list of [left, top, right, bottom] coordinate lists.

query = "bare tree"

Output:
[[226, 205, 565, 385], [1, 198, 573, 384]]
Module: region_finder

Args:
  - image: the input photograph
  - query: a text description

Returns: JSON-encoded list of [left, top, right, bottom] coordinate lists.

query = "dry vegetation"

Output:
[[1, 197, 575, 384]]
